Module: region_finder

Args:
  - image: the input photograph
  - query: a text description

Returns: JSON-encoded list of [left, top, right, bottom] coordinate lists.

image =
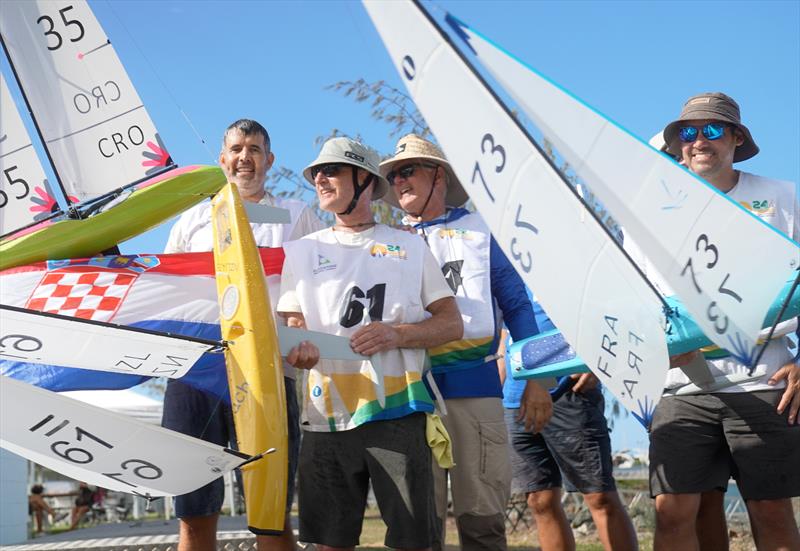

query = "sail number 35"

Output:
[[36, 5, 85, 51]]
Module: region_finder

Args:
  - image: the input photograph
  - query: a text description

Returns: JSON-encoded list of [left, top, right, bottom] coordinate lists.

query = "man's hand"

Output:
[[570, 372, 598, 393], [517, 379, 553, 433], [350, 322, 403, 356], [769, 361, 800, 425], [286, 341, 320, 370]]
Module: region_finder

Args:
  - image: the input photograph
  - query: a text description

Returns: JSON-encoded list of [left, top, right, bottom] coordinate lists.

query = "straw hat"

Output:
[[663, 92, 759, 162], [379, 134, 468, 209]]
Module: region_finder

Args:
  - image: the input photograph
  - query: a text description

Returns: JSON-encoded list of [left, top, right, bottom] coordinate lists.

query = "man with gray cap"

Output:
[[650, 92, 800, 551], [276, 137, 462, 550], [379, 134, 556, 551]]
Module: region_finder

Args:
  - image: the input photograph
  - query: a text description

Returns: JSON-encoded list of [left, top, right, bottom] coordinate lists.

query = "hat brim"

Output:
[[379, 155, 469, 209], [663, 114, 759, 163], [303, 156, 389, 200]]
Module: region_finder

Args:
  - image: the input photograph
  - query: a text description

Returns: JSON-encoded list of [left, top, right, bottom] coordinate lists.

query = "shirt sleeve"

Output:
[[163, 217, 186, 253], [489, 236, 538, 341], [276, 255, 302, 313], [421, 246, 455, 308]]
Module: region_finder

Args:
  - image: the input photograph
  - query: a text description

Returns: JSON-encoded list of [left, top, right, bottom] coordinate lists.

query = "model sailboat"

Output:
[[363, 0, 799, 425], [0, 0, 226, 270]]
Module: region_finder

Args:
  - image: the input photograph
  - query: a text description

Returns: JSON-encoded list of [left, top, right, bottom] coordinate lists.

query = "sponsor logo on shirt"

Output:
[[370, 243, 407, 260], [438, 228, 472, 240], [313, 254, 337, 275], [739, 199, 775, 217]]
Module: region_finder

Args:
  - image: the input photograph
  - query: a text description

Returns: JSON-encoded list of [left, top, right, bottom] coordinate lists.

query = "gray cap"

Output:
[[303, 137, 388, 200]]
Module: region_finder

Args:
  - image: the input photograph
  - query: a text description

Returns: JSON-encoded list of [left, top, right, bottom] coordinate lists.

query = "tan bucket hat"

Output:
[[379, 134, 468, 209], [303, 137, 388, 200], [663, 92, 759, 162]]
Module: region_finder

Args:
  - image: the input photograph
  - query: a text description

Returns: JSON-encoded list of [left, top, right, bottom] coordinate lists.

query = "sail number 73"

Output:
[[680, 233, 743, 335], [471, 133, 538, 273]]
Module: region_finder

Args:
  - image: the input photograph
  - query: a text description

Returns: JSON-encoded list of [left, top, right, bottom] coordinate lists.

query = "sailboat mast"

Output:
[[0, 36, 76, 218], [411, 0, 671, 313]]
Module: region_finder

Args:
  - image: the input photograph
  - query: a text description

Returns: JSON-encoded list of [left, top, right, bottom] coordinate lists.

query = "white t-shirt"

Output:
[[164, 191, 323, 378], [277, 225, 454, 432]]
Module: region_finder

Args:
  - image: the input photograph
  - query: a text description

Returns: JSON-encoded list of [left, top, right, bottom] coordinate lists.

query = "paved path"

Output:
[[2, 515, 298, 550]]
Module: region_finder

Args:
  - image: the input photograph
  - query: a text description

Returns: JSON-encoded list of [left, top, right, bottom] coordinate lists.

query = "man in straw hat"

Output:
[[276, 136, 462, 550], [650, 93, 800, 550], [380, 134, 556, 551]]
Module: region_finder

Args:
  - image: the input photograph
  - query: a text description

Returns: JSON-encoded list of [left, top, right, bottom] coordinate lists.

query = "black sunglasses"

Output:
[[386, 162, 438, 185], [310, 163, 349, 180]]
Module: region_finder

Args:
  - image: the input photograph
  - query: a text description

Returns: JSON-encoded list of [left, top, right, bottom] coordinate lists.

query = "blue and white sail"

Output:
[[363, 0, 669, 425], [446, 16, 800, 365]]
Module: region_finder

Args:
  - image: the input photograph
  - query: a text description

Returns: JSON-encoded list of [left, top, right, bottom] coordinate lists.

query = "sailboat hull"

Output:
[[510, 273, 800, 379], [0, 165, 225, 271], [211, 183, 288, 534]]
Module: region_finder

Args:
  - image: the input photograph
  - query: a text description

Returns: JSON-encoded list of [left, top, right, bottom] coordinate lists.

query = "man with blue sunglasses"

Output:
[[651, 92, 800, 551]]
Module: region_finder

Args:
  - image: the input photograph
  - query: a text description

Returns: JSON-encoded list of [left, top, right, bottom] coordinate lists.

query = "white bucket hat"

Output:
[[303, 137, 388, 200], [379, 134, 468, 209]]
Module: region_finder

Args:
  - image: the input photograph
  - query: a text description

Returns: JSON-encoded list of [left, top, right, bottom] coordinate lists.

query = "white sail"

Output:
[[0, 74, 52, 234], [363, 0, 669, 424], [450, 18, 800, 364], [0, 0, 172, 203], [0, 305, 216, 378], [1, 376, 247, 496]]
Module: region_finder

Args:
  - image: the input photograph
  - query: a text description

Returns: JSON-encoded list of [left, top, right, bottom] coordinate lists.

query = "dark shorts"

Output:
[[649, 390, 800, 500], [505, 388, 615, 495], [162, 377, 300, 520], [297, 413, 438, 548]]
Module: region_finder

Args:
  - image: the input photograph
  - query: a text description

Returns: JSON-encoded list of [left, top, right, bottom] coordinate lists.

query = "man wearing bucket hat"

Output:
[[650, 93, 800, 551], [380, 134, 556, 551], [162, 119, 322, 551], [277, 136, 462, 550]]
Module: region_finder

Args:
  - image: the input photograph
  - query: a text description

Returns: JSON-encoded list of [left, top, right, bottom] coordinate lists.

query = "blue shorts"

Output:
[[162, 377, 300, 521], [505, 388, 615, 494]]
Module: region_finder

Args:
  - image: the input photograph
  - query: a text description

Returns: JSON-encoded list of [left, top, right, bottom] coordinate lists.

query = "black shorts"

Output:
[[297, 413, 438, 548], [505, 388, 616, 495], [162, 377, 301, 520], [649, 390, 800, 500]]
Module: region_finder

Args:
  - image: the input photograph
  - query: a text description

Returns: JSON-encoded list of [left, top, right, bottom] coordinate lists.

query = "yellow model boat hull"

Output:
[[211, 183, 288, 534]]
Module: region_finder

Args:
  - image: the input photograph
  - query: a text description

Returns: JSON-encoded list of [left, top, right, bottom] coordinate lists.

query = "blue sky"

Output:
[[3, 0, 798, 451]]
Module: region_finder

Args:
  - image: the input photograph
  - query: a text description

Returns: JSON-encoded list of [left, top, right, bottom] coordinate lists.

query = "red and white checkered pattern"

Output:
[[26, 271, 138, 321]]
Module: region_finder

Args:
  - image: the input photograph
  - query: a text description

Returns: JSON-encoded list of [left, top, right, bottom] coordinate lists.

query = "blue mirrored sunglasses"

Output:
[[678, 122, 728, 143]]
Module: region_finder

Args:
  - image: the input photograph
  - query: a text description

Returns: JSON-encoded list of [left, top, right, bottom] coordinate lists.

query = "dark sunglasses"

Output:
[[678, 122, 728, 143], [310, 163, 349, 180], [386, 162, 438, 185]]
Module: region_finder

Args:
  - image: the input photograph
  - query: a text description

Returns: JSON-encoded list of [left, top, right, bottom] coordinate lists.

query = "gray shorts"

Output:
[[506, 388, 615, 495], [649, 390, 800, 500], [297, 413, 438, 548]]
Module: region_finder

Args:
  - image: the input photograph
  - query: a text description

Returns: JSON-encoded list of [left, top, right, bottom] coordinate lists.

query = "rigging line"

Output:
[[0, 37, 76, 215], [410, 0, 671, 313], [747, 269, 800, 376], [0, 209, 64, 242], [99, 0, 216, 164]]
